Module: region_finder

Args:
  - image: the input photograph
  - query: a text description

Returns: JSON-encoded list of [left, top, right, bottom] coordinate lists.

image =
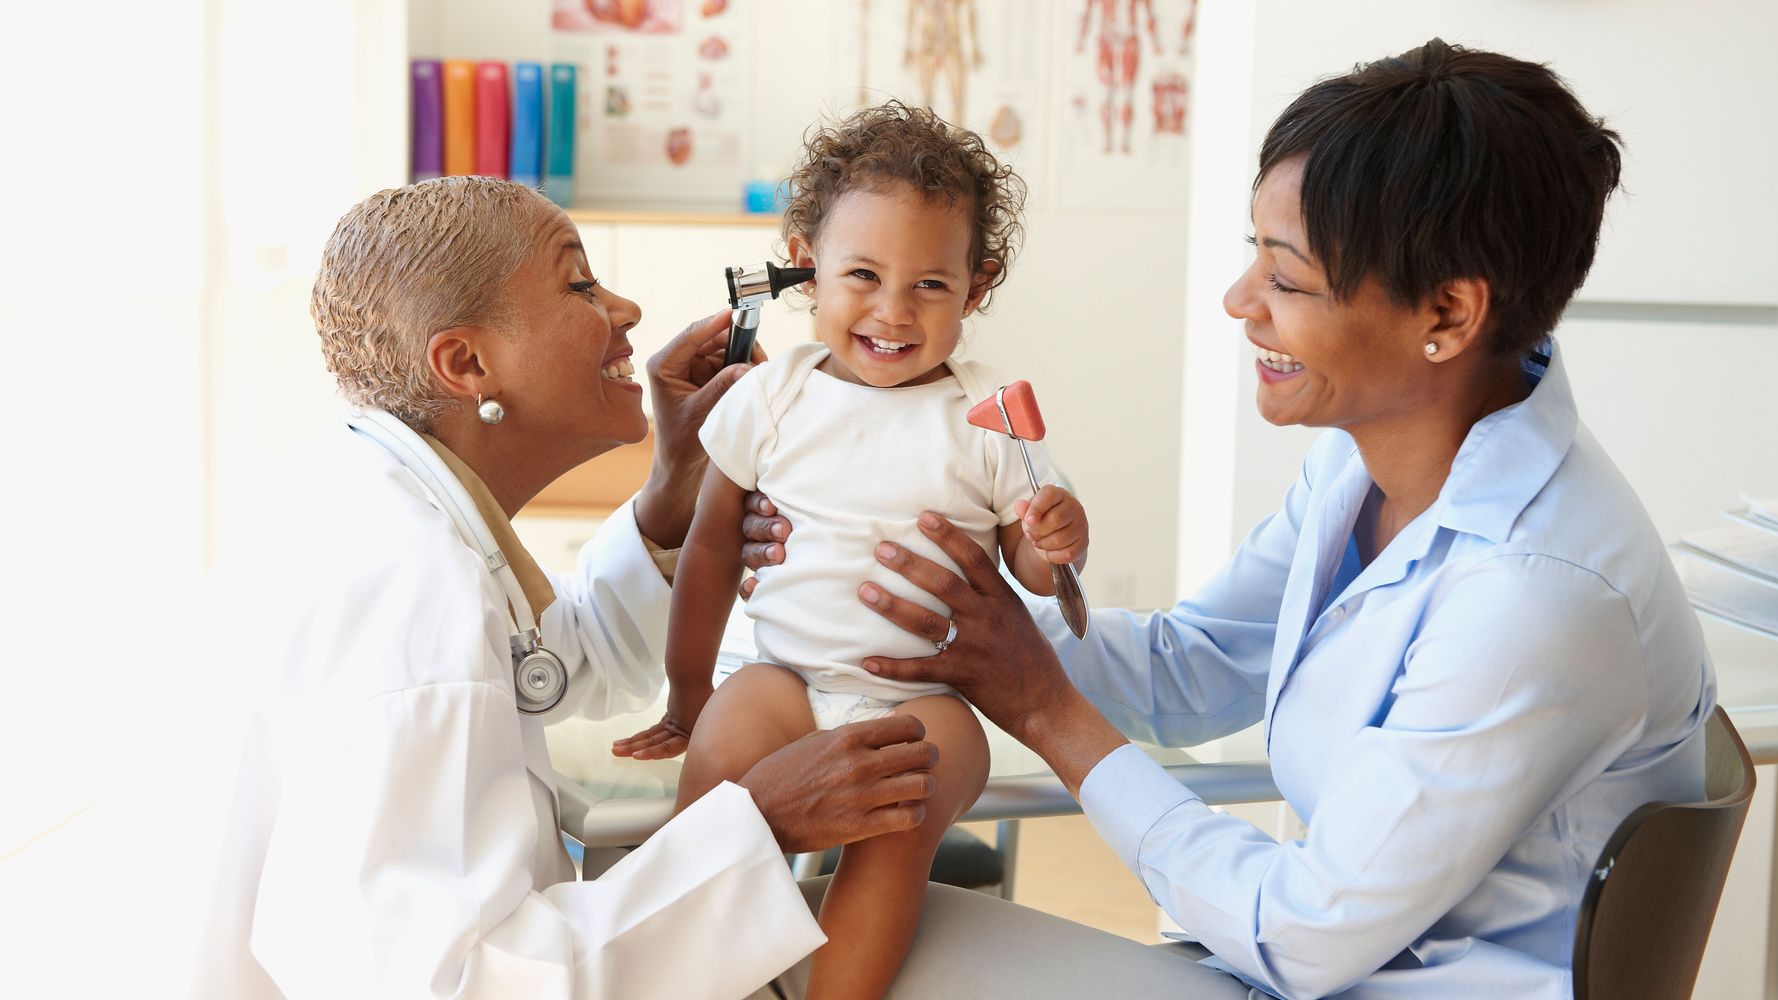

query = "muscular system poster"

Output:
[[1052, 0, 1199, 211], [839, 0, 1200, 213], [842, 0, 1054, 208]]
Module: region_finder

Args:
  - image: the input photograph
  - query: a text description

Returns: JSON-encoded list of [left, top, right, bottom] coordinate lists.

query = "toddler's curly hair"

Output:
[[781, 100, 1026, 310]]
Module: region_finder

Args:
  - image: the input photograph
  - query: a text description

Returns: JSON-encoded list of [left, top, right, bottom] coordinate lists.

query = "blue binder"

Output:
[[510, 62, 544, 190]]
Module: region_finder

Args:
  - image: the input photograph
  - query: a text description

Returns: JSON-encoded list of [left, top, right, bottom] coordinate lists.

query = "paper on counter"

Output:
[[1675, 551, 1778, 639], [1678, 522, 1778, 585]]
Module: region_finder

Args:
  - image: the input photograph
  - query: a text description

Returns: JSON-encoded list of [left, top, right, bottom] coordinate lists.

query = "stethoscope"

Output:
[[347, 409, 568, 715]]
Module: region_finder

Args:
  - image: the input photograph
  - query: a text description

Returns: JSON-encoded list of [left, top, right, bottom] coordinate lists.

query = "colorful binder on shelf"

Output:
[[474, 61, 510, 179], [442, 60, 476, 176], [510, 62, 544, 190], [546, 63, 577, 208], [411, 60, 443, 183]]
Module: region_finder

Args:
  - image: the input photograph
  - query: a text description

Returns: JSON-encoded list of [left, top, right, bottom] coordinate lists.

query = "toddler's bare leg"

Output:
[[805, 695, 989, 1000], [674, 663, 816, 813]]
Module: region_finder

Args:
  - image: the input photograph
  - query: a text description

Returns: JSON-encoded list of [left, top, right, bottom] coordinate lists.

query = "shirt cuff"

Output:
[[1078, 742, 1199, 875], [636, 526, 681, 584]]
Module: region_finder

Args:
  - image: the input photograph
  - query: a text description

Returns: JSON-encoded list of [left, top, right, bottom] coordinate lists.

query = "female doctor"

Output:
[[191, 176, 937, 1000], [746, 41, 1716, 998]]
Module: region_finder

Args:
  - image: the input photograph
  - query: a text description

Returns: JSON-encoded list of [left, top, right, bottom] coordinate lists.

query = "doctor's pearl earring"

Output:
[[477, 394, 506, 425], [1424, 342, 1440, 358]]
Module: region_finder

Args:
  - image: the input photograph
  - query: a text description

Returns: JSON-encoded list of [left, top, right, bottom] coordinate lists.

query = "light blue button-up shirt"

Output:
[[1046, 341, 1715, 999]]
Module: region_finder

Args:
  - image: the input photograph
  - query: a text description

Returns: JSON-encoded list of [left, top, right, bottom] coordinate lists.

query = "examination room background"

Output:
[[2, 1, 1775, 997]]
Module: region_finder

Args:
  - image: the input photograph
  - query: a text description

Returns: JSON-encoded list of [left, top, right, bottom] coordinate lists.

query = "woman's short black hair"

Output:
[[1258, 39, 1623, 356]]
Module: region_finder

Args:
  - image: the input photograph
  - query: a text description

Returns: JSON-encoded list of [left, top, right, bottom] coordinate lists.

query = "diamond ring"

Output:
[[934, 620, 959, 653]]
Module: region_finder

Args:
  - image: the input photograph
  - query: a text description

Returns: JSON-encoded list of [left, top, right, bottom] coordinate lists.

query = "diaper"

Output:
[[806, 688, 903, 730]]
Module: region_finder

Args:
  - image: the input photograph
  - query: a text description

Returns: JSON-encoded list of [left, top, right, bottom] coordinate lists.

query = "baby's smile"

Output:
[[858, 334, 918, 356]]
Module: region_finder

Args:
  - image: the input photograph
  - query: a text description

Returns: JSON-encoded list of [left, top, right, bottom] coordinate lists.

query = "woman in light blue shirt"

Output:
[[801, 39, 1717, 998]]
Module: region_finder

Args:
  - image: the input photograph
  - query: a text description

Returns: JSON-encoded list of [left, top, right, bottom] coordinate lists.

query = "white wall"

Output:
[[4, 1, 211, 993], [204, 0, 411, 554]]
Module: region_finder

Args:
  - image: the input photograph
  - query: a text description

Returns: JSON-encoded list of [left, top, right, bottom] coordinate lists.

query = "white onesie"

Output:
[[698, 342, 1056, 726]]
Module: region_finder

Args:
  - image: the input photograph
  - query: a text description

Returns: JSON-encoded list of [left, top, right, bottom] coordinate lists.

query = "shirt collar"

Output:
[[1431, 336, 1578, 544], [418, 433, 558, 620]]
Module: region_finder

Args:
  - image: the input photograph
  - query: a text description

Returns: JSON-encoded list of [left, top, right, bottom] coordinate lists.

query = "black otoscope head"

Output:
[[769, 264, 816, 296]]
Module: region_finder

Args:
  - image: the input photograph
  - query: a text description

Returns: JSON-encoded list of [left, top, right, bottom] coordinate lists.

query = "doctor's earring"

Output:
[[1424, 342, 1440, 357], [477, 394, 506, 425]]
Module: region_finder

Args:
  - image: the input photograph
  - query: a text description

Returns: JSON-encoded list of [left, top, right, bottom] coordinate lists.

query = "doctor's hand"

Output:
[[610, 683, 713, 760], [635, 310, 766, 549], [740, 714, 937, 853], [737, 490, 792, 599], [858, 512, 1128, 796]]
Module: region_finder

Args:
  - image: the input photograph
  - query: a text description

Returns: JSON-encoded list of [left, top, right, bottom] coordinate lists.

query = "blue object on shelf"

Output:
[[545, 63, 577, 209], [743, 179, 790, 214], [743, 181, 775, 213], [511, 62, 544, 190]]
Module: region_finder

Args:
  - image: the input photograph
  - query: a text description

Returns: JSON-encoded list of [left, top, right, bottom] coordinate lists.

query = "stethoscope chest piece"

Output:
[[511, 629, 567, 715]]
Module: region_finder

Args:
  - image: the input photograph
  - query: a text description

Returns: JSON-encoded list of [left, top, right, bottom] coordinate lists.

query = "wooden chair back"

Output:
[[1572, 706, 1756, 1000]]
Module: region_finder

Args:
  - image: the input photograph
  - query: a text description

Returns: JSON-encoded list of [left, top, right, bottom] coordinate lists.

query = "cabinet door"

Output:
[[1251, 0, 1778, 305]]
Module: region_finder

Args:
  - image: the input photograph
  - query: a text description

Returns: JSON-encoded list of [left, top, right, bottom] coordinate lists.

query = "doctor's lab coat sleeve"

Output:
[[538, 498, 675, 723], [251, 679, 823, 999], [1031, 438, 1333, 748], [1078, 554, 1649, 999]]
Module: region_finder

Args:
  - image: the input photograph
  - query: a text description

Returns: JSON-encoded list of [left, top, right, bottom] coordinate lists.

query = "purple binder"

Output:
[[411, 59, 444, 182]]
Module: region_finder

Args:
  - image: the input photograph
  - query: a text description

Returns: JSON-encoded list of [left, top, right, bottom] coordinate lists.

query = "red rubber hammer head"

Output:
[[967, 380, 1047, 441]]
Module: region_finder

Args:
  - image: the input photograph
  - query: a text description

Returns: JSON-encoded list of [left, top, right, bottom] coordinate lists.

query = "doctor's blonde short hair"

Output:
[[312, 176, 551, 430]]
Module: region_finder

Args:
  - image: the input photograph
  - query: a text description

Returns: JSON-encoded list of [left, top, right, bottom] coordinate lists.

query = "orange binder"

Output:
[[442, 60, 475, 176]]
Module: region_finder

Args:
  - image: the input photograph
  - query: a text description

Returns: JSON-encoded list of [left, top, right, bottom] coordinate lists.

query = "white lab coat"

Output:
[[187, 420, 824, 1000]]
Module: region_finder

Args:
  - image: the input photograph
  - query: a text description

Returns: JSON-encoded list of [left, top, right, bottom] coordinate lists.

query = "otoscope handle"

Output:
[[725, 305, 762, 366]]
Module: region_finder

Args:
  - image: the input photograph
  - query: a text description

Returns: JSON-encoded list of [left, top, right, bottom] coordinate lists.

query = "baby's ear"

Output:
[[787, 234, 816, 279], [964, 259, 1001, 315]]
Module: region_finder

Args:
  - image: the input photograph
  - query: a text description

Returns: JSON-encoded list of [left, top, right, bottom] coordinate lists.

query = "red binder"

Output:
[[474, 61, 510, 178]]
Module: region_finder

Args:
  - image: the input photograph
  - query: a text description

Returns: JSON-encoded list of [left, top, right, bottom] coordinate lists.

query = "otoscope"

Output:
[[723, 262, 816, 366]]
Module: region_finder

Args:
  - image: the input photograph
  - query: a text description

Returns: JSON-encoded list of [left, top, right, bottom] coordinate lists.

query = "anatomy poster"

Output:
[[551, 0, 751, 207], [837, 0, 1054, 206], [1051, 0, 1198, 211]]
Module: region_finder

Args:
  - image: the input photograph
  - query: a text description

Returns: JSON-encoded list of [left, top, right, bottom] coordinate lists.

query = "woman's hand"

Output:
[[856, 512, 1067, 738], [858, 511, 1128, 795], [737, 491, 791, 599], [610, 683, 714, 760], [634, 310, 765, 548], [740, 714, 938, 852]]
